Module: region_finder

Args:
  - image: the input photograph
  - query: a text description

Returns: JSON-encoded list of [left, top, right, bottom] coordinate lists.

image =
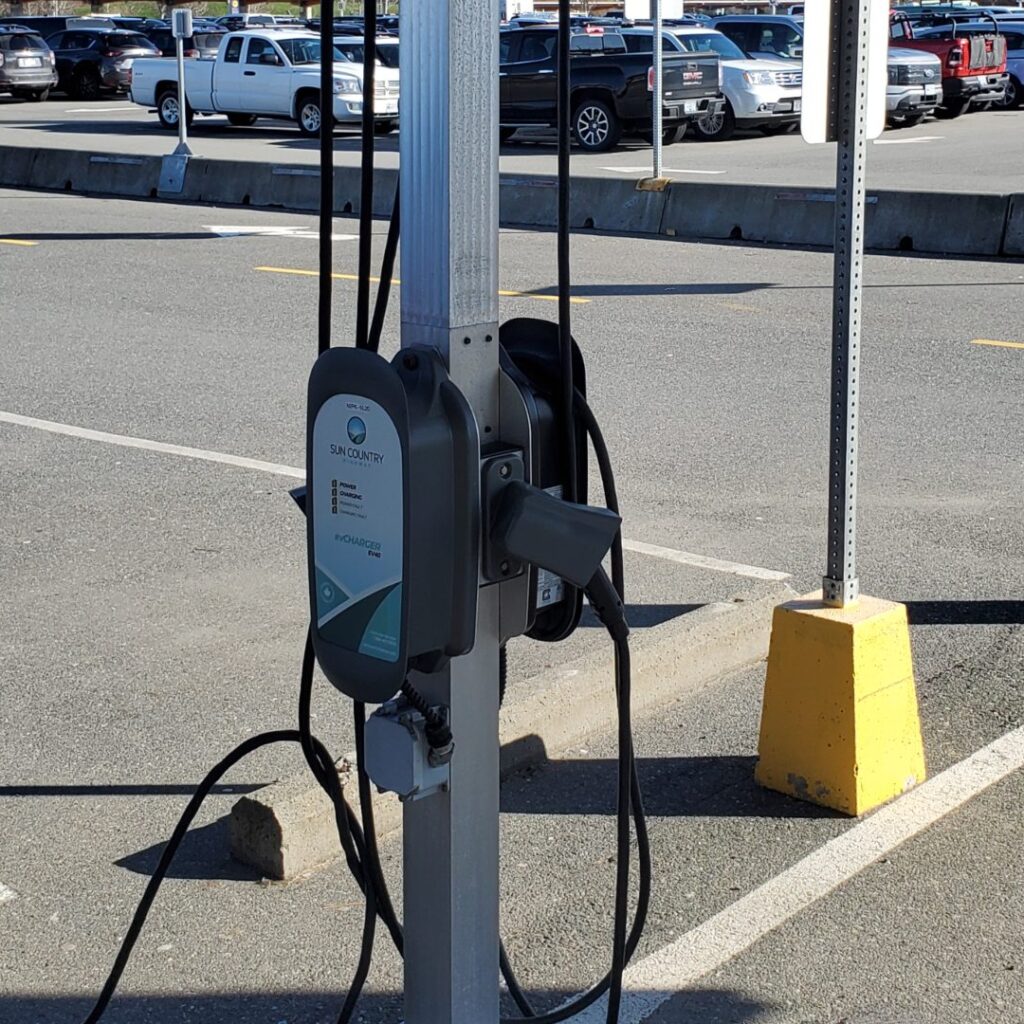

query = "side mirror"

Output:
[[261, 52, 281, 65]]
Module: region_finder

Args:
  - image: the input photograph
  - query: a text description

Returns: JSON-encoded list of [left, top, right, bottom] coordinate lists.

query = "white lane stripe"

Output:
[[601, 166, 725, 175], [63, 108, 141, 114], [0, 412, 790, 581], [621, 538, 790, 582], [873, 135, 944, 145], [0, 412, 304, 480], [0, 882, 17, 904], [572, 723, 1024, 1024]]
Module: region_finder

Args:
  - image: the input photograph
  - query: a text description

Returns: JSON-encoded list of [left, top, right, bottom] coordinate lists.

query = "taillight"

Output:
[[0, 53, 5, 68], [184, 48, 199, 58], [647, 65, 654, 91], [947, 43, 964, 68], [48, 51, 55, 65]]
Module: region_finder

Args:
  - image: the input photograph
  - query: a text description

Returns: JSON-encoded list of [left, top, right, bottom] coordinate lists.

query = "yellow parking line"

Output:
[[971, 338, 1024, 350], [0, 239, 38, 247], [254, 266, 589, 304]]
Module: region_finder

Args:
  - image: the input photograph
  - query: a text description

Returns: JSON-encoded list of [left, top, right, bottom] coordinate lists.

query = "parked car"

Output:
[[129, 30, 400, 136], [143, 24, 226, 60], [712, 14, 943, 127], [633, 25, 801, 141], [0, 15, 114, 40], [332, 33, 400, 70], [45, 26, 160, 99], [215, 14, 279, 31], [0, 24, 57, 101], [499, 24, 723, 151], [890, 12, 1009, 116], [992, 20, 1023, 106]]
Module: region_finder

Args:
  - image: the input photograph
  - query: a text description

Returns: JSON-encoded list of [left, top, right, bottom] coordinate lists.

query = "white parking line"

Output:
[[602, 166, 725, 175], [63, 108, 142, 115], [0, 411, 304, 480], [621, 539, 790, 582], [205, 225, 357, 241], [873, 135, 944, 145], [572, 722, 1024, 1024], [1, 411, 788, 580], [0, 882, 17, 905]]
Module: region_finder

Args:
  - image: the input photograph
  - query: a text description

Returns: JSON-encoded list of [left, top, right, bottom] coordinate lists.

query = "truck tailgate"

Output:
[[662, 53, 719, 100], [968, 33, 1007, 72]]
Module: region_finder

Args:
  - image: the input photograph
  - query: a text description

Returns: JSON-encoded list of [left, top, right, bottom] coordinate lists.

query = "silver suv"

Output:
[[0, 25, 57, 101]]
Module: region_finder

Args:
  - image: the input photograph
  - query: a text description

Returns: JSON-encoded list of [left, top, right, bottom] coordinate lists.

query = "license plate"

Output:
[[793, 99, 802, 112], [18, 57, 42, 68], [924, 86, 938, 97], [683, 100, 697, 114]]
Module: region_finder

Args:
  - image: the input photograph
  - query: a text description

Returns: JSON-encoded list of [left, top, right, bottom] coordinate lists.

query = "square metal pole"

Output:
[[823, 0, 871, 608], [652, 0, 664, 177], [399, 2, 501, 1022]]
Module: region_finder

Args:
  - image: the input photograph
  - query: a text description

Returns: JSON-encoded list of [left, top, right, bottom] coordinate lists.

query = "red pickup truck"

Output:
[[890, 12, 1008, 117]]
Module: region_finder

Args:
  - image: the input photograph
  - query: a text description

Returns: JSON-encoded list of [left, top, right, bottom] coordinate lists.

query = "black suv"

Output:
[[44, 26, 160, 98], [0, 25, 57, 101]]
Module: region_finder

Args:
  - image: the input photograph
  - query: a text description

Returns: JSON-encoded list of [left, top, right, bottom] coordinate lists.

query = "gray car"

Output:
[[0, 25, 57, 101]]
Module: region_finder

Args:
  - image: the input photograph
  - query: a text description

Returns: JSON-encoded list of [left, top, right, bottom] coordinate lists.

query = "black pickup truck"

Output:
[[500, 25, 723, 151]]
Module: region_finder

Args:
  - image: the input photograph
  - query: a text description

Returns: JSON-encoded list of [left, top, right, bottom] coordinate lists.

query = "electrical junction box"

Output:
[[305, 346, 479, 704]]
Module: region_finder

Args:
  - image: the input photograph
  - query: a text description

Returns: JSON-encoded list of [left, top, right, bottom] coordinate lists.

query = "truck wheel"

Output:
[[157, 88, 193, 130], [227, 113, 258, 127], [935, 97, 969, 119], [297, 94, 324, 137], [693, 100, 736, 141], [995, 75, 1021, 110], [72, 65, 101, 101], [572, 98, 622, 152]]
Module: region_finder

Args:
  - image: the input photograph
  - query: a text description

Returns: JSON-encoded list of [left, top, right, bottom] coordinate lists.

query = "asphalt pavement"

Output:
[[0, 93, 1022, 192], [0, 189, 1022, 1023]]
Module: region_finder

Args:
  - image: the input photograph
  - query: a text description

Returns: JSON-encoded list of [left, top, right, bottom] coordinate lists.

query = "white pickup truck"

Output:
[[129, 30, 400, 137]]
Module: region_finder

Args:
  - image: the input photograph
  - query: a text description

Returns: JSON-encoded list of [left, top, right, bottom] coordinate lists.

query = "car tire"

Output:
[[572, 98, 622, 153], [693, 100, 736, 141], [296, 93, 324, 137], [157, 88, 193, 130], [994, 75, 1021, 110], [72, 65, 101, 101], [935, 97, 969, 119], [373, 120, 397, 135], [889, 111, 926, 127], [227, 112, 257, 127]]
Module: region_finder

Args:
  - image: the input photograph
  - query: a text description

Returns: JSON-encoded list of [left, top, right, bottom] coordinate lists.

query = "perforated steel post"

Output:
[[653, 0, 664, 178], [823, 0, 872, 607], [399, 1, 501, 1022]]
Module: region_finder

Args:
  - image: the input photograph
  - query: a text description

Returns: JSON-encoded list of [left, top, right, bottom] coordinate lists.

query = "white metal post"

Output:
[[173, 31, 191, 155], [822, 0, 872, 608], [652, 0, 664, 176], [399, 1, 501, 1022]]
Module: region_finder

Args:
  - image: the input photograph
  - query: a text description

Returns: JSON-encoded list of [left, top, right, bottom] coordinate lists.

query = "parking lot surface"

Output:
[[0, 94, 1022, 192], [1, 190, 1022, 1023]]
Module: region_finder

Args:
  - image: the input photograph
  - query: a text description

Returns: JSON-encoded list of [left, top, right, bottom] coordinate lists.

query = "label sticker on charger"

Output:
[[536, 484, 566, 609], [313, 394, 403, 663]]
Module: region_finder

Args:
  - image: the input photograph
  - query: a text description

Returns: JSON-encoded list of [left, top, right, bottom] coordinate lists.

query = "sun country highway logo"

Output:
[[330, 416, 385, 464]]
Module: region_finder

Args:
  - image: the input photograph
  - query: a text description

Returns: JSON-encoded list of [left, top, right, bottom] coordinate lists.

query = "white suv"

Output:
[[641, 26, 802, 141]]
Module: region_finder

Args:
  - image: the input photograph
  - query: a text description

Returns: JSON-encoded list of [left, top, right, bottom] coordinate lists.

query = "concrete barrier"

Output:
[[1003, 194, 1024, 257], [0, 144, 1018, 259]]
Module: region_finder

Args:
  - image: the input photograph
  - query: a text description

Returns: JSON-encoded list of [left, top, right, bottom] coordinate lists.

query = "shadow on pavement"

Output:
[[903, 600, 1024, 625], [0, 782, 261, 797], [0, 987, 773, 1024], [115, 816, 261, 882], [502, 753, 840, 820], [579, 603, 702, 628]]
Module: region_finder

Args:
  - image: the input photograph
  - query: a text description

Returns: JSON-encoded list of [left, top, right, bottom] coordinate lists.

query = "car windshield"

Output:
[[333, 40, 399, 67], [0, 32, 47, 49], [277, 37, 344, 65], [675, 31, 746, 60], [100, 32, 158, 51], [376, 42, 399, 67]]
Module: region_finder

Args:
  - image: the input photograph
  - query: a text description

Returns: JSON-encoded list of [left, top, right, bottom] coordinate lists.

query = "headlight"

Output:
[[742, 70, 775, 86], [332, 74, 360, 95], [888, 66, 898, 85]]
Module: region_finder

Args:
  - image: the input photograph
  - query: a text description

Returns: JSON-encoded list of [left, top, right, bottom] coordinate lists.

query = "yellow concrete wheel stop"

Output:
[[755, 592, 926, 816]]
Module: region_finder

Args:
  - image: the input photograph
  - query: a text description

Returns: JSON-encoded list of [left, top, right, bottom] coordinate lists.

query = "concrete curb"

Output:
[[1, 145, 1018, 258], [229, 581, 795, 880]]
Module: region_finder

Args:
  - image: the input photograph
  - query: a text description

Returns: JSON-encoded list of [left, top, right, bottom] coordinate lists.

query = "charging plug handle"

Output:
[[492, 480, 621, 590]]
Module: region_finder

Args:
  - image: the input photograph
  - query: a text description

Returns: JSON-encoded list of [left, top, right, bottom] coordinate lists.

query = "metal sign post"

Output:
[[170, 8, 193, 157], [652, 0, 663, 177], [399, 1, 501, 1021], [799, 0, 885, 606]]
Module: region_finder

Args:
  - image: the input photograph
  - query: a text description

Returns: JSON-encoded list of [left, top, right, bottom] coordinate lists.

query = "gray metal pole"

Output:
[[173, 35, 191, 156], [399, 1, 501, 1022], [822, 0, 870, 608], [652, 0, 664, 177]]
